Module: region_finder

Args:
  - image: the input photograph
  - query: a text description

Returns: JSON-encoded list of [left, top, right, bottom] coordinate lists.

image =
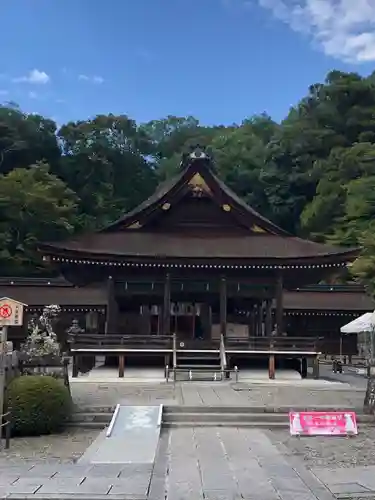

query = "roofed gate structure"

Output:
[[39, 148, 359, 379]]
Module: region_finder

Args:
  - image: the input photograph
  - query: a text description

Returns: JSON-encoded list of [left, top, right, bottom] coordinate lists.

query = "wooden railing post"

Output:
[[220, 333, 227, 379], [172, 333, 177, 369], [118, 337, 125, 378], [269, 339, 275, 379], [5, 410, 11, 449], [62, 357, 71, 395]]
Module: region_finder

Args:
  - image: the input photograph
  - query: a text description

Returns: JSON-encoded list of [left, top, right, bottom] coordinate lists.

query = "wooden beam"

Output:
[[220, 276, 227, 337]]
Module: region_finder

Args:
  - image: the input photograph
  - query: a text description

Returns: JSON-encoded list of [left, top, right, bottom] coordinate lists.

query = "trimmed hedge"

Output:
[[7, 375, 72, 436]]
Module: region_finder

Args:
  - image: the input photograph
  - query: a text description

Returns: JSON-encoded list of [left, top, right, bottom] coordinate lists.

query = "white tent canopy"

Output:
[[341, 312, 375, 334]]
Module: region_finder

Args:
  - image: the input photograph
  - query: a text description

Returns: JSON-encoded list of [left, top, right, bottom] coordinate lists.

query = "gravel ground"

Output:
[[0, 428, 99, 465], [268, 427, 375, 469]]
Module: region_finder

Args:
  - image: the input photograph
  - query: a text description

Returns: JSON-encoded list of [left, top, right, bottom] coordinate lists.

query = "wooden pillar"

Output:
[[265, 299, 273, 336], [105, 276, 118, 334], [253, 304, 258, 336], [118, 354, 125, 378], [163, 273, 171, 335], [301, 357, 308, 378], [313, 355, 320, 379], [258, 301, 264, 336], [251, 305, 256, 336], [220, 277, 227, 338], [268, 354, 275, 379], [275, 273, 284, 335], [72, 355, 78, 378]]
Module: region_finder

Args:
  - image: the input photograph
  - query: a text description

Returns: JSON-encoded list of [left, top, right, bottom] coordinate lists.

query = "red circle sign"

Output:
[[0, 305, 12, 318]]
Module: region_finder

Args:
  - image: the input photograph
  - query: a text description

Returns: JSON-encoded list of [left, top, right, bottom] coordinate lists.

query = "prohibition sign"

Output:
[[0, 304, 12, 319]]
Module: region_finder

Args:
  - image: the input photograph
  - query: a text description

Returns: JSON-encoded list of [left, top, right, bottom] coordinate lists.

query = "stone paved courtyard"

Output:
[[0, 380, 373, 499], [70, 380, 365, 409]]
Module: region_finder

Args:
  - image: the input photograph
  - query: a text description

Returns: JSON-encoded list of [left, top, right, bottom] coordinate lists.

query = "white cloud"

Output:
[[28, 91, 38, 99], [257, 0, 375, 63], [13, 69, 50, 84], [78, 74, 104, 84]]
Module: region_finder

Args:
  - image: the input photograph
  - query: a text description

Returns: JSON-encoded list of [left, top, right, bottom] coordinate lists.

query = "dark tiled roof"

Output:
[[39, 153, 358, 261], [42, 231, 355, 261], [102, 170, 186, 231]]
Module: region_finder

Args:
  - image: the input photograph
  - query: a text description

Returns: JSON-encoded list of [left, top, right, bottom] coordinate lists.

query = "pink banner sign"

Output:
[[289, 411, 358, 436]]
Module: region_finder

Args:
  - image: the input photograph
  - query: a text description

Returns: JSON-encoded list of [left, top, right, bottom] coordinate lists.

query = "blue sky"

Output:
[[1, 0, 374, 127]]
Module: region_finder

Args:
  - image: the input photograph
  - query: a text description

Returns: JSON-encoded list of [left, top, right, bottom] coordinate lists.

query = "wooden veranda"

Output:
[[68, 332, 321, 380]]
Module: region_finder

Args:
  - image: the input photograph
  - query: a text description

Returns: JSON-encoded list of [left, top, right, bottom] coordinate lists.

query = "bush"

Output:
[[7, 375, 72, 436]]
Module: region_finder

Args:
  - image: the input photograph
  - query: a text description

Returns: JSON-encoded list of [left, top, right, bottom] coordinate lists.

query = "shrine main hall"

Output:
[[17, 148, 364, 378]]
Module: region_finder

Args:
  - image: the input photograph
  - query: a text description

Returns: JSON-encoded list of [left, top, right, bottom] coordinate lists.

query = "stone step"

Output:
[[176, 354, 220, 359], [73, 405, 116, 413], [163, 421, 289, 428], [66, 421, 107, 429], [163, 412, 289, 423], [70, 412, 112, 423], [174, 373, 224, 382], [176, 363, 221, 372], [163, 405, 362, 414]]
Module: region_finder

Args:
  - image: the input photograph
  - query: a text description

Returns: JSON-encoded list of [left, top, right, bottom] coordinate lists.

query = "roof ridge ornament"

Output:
[[180, 144, 215, 170]]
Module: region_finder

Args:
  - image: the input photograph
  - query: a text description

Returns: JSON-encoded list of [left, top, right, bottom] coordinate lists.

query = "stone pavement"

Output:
[[0, 428, 338, 500], [312, 465, 375, 499], [165, 427, 335, 500], [71, 380, 365, 410], [0, 463, 153, 499]]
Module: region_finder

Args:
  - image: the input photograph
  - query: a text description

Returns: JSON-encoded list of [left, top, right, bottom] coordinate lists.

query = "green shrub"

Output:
[[7, 375, 72, 436]]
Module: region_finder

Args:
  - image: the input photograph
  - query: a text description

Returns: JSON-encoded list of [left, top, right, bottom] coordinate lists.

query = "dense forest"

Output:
[[1, 70, 375, 293]]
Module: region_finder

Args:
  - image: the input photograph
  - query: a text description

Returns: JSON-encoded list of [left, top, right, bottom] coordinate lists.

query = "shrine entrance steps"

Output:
[[70, 405, 375, 429], [173, 349, 223, 381]]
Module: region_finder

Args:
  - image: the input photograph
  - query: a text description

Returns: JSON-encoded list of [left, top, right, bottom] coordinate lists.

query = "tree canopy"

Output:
[[1, 69, 375, 290]]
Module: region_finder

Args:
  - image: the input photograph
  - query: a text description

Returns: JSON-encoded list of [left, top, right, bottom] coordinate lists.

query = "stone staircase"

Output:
[[173, 350, 223, 381], [163, 406, 375, 428], [70, 405, 375, 429], [69, 406, 114, 428]]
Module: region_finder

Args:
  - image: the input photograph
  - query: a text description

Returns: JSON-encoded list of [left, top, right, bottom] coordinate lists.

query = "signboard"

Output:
[[0, 297, 27, 326], [289, 411, 358, 436]]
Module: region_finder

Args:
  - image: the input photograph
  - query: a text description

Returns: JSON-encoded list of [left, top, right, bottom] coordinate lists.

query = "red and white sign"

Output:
[[0, 305, 12, 319], [0, 297, 27, 326], [289, 411, 358, 436]]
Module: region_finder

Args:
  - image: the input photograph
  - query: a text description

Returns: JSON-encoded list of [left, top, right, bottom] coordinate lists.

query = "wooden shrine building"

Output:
[[37, 147, 359, 379]]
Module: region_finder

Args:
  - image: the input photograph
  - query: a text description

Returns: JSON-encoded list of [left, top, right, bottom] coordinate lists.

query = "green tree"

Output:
[[0, 105, 60, 174], [0, 162, 78, 275], [266, 71, 375, 233], [301, 143, 375, 245], [56, 114, 157, 229]]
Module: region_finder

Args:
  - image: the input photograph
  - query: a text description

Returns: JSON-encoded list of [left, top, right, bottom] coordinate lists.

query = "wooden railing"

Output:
[[225, 336, 321, 353], [68, 334, 174, 351]]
